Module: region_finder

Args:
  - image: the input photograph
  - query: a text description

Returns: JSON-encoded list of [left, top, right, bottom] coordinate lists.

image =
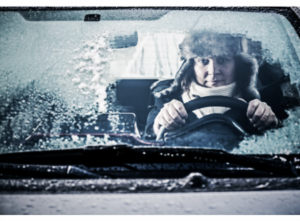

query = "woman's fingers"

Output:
[[153, 99, 188, 135], [254, 106, 271, 128], [253, 105, 269, 127], [247, 99, 264, 124], [247, 99, 278, 130], [153, 113, 175, 135], [161, 106, 181, 128], [157, 111, 177, 130], [163, 100, 188, 127], [257, 112, 277, 131], [171, 99, 188, 120]]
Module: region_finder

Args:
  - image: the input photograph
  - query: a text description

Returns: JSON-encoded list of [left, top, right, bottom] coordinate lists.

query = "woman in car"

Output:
[[144, 32, 279, 138]]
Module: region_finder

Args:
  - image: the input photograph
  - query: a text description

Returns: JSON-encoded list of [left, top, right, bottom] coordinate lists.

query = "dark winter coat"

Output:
[[144, 77, 260, 139]]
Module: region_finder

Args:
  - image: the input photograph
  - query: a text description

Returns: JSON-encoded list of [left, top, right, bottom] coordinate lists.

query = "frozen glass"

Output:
[[0, 10, 300, 155]]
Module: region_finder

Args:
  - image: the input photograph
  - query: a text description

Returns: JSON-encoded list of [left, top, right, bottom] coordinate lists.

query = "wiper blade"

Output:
[[0, 144, 298, 177], [0, 163, 102, 179]]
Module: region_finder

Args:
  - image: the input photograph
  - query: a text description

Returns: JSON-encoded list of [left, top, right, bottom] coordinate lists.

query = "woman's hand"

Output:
[[153, 99, 188, 135], [246, 99, 278, 131]]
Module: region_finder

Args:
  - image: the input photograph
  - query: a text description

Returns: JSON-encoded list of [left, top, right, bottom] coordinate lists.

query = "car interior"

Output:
[[106, 48, 299, 138]]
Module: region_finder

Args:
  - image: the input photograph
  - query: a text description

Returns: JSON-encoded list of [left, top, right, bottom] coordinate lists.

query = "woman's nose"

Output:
[[207, 60, 215, 75], [207, 60, 219, 77]]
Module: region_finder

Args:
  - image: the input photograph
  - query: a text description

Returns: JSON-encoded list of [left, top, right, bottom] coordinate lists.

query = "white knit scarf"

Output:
[[182, 81, 238, 118]]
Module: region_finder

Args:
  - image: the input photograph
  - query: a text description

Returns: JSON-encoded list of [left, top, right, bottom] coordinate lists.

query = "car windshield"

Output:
[[1, 9, 300, 155]]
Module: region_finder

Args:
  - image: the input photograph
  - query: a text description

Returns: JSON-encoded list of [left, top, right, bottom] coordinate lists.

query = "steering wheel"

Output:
[[156, 96, 248, 141]]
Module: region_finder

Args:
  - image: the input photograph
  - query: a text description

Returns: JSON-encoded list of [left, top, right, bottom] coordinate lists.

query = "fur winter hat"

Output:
[[153, 31, 260, 100], [180, 32, 243, 59]]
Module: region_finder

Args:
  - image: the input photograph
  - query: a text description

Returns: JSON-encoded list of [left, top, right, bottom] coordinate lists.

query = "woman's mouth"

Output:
[[207, 80, 221, 83], [205, 80, 225, 87]]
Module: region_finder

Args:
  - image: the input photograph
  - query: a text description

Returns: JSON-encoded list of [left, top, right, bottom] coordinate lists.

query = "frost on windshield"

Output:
[[71, 34, 110, 113], [1, 10, 300, 155], [0, 12, 125, 153], [233, 108, 300, 155], [19, 113, 138, 151]]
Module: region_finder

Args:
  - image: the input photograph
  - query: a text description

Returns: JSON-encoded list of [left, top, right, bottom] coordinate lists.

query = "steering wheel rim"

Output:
[[156, 96, 248, 141]]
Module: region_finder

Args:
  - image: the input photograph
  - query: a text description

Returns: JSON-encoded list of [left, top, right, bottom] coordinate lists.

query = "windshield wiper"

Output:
[[0, 144, 298, 177], [0, 163, 102, 179]]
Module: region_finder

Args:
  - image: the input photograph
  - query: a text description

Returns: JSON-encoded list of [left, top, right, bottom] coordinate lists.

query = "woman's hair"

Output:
[[179, 32, 259, 99], [233, 53, 259, 98], [180, 59, 195, 92], [180, 53, 259, 98]]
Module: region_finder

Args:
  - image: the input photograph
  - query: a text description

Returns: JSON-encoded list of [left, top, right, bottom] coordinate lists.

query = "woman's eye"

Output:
[[201, 59, 209, 65], [217, 57, 228, 64]]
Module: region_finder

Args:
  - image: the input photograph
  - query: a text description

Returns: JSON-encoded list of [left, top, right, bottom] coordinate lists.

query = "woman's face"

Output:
[[194, 56, 235, 88]]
